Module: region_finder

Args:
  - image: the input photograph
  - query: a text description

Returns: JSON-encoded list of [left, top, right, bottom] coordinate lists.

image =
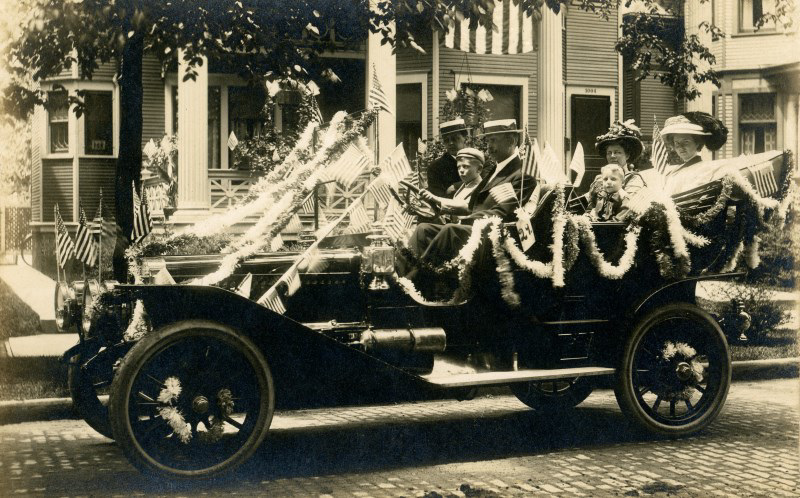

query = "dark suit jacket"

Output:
[[427, 154, 461, 198], [465, 155, 535, 223]]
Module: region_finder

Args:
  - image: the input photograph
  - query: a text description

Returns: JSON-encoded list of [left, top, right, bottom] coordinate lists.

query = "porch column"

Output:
[[366, 5, 396, 163], [538, 8, 565, 165], [785, 93, 798, 162], [173, 50, 209, 220]]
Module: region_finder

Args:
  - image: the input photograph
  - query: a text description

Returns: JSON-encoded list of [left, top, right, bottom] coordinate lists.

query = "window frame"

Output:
[[396, 72, 428, 140], [737, 91, 778, 155], [732, 84, 781, 156], [453, 72, 529, 133], [737, 0, 777, 35], [76, 80, 119, 158]]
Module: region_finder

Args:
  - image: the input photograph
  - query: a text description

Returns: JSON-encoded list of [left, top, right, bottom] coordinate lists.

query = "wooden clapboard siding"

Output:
[[638, 75, 678, 135], [565, 7, 618, 88], [41, 158, 73, 222], [31, 106, 43, 222], [720, 93, 735, 158], [78, 157, 116, 219], [142, 54, 166, 145], [397, 36, 433, 139], [88, 60, 117, 80], [438, 46, 538, 136]]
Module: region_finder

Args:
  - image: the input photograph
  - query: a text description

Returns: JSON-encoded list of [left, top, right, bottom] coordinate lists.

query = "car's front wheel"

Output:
[[614, 303, 731, 437], [109, 320, 274, 478]]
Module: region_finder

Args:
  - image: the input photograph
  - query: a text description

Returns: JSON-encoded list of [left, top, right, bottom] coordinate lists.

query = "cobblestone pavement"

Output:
[[0, 379, 797, 497]]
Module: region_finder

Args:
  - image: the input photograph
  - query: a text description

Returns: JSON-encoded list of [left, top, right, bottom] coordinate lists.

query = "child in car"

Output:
[[588, 164, 631, 221]]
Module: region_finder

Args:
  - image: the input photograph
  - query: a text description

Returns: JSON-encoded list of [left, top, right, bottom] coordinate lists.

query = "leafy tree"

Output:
[[1, 0, 794, 278]]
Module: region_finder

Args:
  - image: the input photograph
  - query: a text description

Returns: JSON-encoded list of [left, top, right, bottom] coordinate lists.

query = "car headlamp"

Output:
[[80, 279, 102, 337]]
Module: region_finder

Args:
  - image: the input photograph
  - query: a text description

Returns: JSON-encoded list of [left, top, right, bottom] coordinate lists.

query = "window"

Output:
[[397, 83, 423, 160], [740, 0, 775, 32], [48, 90, 69, 153], [739, 93, 777, 154], [84, 91, 113, 155], [464, 83, 522, 126]]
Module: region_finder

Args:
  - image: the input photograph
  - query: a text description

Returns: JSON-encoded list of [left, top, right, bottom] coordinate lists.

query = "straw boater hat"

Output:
[[660, 112, 728, 151], [595, 120, 644, 163], [478, 118, 523, 137], [439, 118, 470, 137], [455, 147, 485, 166]]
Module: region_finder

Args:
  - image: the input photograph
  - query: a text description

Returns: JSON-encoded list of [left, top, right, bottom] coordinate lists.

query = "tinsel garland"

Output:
[[156, 377, 192, 443], [681, 177, 734, 227], [574, 216, 640, 279], [123, 300, 151, 342], [488, 222, 520, 306], [657, 342, 704, 401]]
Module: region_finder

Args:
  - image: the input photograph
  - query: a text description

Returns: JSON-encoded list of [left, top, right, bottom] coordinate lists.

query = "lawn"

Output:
[[730, 326, 798, 361], [0, 278, 41, 341]]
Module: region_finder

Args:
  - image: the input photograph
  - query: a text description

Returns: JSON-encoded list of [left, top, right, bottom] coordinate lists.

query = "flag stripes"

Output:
[[54, 205, 76, 269], [257, 288, 286, 314], [746, 163, 779, 197], [537, 141, 568, 185], [279, 267, 302, 297], [445, 0, 537, 54], [382, 199, 416, 242], [523, 139, 539, 179], [131, 182, 153, 244], [234, 273, 253, 298], [378, 144, 414, 187], [367, 177, 393, 207], [489, 183, 518, 204], [368, 66, 393, 115], [325, 143, 372, 188], [651, 122, 671, 175], [74, 202, 98, 267], [347, 203, 372, 233]]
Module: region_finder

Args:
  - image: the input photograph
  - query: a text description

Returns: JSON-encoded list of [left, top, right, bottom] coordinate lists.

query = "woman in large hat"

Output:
[[583, 120, 646, 211], [659, 111, 728, 194]]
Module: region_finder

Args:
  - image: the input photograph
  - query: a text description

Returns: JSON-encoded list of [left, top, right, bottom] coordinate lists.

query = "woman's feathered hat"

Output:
[[595, 119, 644, 163], [661, 112, 728, 151]]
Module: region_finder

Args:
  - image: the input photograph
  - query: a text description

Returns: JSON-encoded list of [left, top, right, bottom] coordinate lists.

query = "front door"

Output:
[[570, 94, 611, 193]]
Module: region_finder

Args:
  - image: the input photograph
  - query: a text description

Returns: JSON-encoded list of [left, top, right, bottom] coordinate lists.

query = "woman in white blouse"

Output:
[[660, 112, 728, 195]]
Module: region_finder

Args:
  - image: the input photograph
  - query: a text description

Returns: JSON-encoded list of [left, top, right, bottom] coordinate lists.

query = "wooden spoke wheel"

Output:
[[615, 303, 731, 436], [511, 377, 594, 411], [109, 321, 274, 478]]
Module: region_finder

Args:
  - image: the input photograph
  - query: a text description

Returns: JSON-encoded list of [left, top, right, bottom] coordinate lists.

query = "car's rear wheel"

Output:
[[615, 303, 731, 437], [109, 320, 274, 478], [511, 377, 594, 411]]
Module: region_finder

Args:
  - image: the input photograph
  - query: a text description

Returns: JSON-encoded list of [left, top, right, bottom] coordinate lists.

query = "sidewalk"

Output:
[[0, 260, 57, 333]]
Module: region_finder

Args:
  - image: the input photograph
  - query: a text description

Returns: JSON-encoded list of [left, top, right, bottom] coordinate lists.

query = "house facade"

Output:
[[29, 2, 626, 276]]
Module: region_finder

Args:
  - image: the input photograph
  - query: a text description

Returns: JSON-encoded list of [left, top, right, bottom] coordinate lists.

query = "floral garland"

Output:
[[656, 342, 704, 401], [156, 377, 192, 443], [488, 221, 520, 306], [123, 299, 151, 342], [574, 216, 640, 279], [680, 177, 734, 227]]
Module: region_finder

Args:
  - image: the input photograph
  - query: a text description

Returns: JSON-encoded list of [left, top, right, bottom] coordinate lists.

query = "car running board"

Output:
[[420, 366, 615, 388]]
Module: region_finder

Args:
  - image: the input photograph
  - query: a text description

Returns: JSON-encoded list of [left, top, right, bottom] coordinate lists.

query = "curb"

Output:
[[0, 358, 796, 426]]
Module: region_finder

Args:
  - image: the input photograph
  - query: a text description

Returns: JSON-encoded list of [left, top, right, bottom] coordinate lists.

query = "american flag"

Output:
[[54, 204, 76, 269], [382, 199, 415, 242], [284, 213, 304, 233], [257, 287, 286, 314], [311, 96, 324, 124], [538, 142, 568, 185], [746, 162, 779, 197], [378, 144, 413, 187], [489, 183, 518, 204], [444, 0, 537, 55], [367, 177, 393, 207], [523, 138, 539, 179], [651, 122, 671, 175], [325, 143, 372, 188], [131, 181, 153, 244], [568, 142, 586, 188], [74, 202, 98, 267], [368, 66, 393, 115], [347, 202, 372, 233]]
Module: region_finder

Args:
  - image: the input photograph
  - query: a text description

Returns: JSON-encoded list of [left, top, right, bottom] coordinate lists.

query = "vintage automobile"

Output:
[[60, 150, 790, 479]]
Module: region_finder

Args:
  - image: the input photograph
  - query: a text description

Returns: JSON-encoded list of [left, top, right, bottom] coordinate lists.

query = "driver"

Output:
[[400, 119, 535, 273], [420, 147, 485, 222]]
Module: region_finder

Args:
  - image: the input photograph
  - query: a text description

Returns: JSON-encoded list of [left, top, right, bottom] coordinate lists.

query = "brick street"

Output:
[[0, 378, 797, 497]]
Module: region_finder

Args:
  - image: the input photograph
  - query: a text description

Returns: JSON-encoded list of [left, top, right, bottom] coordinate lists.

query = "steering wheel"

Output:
[[388, 180, 439, 219]]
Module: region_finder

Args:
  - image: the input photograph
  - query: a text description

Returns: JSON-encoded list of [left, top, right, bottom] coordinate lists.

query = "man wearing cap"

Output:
[[402, 119, 534, 276], [427, 118, 469, 197]]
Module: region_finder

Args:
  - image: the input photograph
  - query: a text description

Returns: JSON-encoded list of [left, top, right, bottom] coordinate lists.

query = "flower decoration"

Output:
[[445, 88, 458, 102], [595, 119, 642, 145]]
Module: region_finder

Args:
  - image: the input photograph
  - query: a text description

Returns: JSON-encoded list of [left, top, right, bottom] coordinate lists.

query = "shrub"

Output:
[[712, 282, 790, 344]]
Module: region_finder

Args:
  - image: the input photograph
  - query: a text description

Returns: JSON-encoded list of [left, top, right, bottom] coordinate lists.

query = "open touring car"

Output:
[[58, 149, 791, 478]]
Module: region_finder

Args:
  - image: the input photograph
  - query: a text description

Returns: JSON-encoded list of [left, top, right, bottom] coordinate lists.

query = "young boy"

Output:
[[588, 164, 630, 221]]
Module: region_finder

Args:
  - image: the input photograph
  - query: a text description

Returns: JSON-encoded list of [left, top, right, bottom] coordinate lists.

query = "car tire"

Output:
[[68, 352, 114, 439], [511, 377, 594, 411], [109, 320, 274, 478]]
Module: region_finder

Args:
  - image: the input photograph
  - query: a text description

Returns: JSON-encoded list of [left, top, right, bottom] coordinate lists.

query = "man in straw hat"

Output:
[[428, 118, 470, 197], [400, 118, 535, 281]]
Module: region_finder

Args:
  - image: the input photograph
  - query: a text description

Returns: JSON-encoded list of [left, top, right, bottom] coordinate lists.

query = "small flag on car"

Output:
[[257, 287, 286, 315], [746, 162, 778, 198], [234, 273, 253, 298], [279, 267, 302, 297], [489, 183, 518, 204], [131, 182, 153, 244], [54, 204, 76, 270], [651, 120, 670, 176], [74, 202, 98, 267]]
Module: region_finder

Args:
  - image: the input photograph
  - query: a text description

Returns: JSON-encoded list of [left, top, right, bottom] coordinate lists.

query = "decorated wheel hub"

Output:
[[651, 341, 705, 402]]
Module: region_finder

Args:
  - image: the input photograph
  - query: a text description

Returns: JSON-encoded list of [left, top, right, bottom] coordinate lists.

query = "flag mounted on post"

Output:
[[651, 120, 670, 176], [368, 64, 393, 115], [75, 202, 98, 267], [54, 204, 76, 270], [131, 181, 153, 244]]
